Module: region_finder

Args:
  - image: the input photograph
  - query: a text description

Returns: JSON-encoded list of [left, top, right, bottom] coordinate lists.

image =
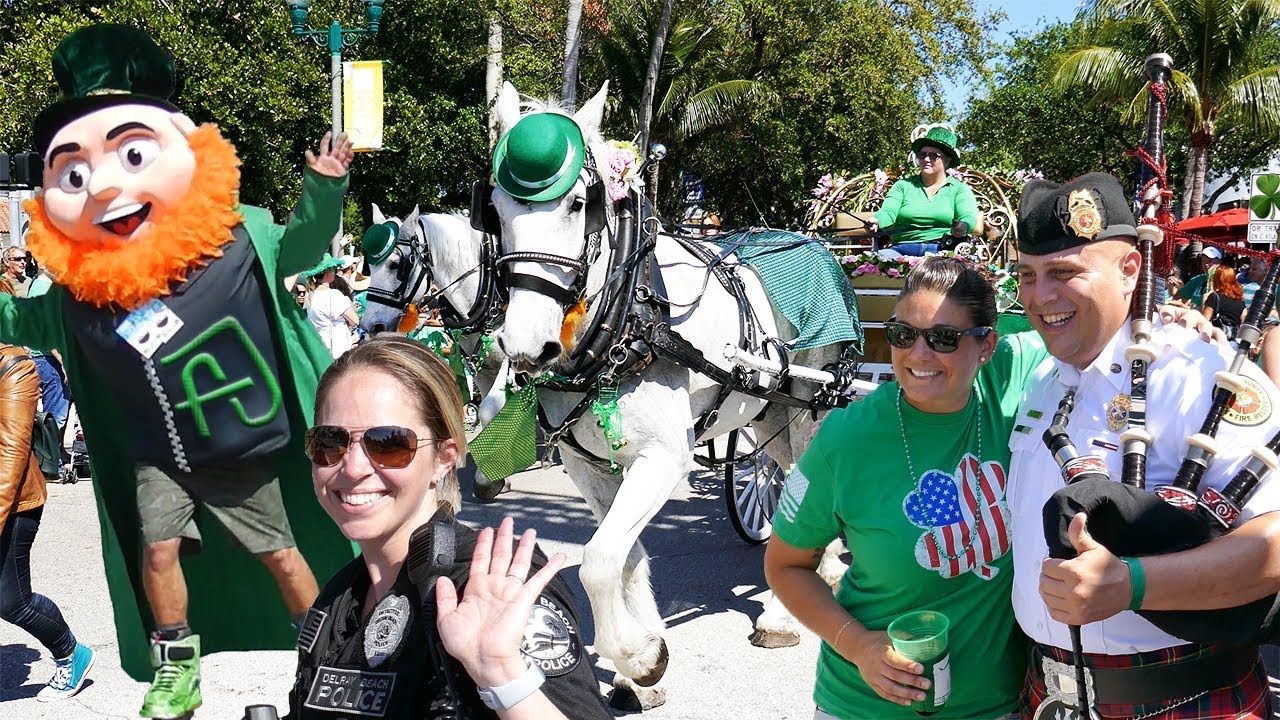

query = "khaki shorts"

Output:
[[136, 462, 296, 554]]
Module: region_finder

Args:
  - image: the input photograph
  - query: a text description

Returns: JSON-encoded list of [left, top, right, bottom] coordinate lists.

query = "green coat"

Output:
[[0, 170, 356, 679]]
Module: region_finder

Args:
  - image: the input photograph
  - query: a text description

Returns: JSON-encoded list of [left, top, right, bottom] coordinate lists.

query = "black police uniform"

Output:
[[287, 513, 612, 719]]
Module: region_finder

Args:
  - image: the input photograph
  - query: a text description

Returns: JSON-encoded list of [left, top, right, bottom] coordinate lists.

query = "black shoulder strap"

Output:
[[0, 354, 32, 379]]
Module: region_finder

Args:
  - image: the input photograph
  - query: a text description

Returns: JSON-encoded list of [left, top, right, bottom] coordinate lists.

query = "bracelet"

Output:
[[833, 618, 856, 653], [1121, 557, 1146, 612]]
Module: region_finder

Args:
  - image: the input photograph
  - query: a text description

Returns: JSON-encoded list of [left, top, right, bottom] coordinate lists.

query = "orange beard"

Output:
[[23, 124, 243, 309]]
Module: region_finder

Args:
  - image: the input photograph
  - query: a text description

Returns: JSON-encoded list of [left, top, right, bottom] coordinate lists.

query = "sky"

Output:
[[944, 1, 1083, 116]]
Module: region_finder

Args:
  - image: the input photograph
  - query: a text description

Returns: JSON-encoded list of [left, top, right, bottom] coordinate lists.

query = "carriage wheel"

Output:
[[723, 428, 786, 545]]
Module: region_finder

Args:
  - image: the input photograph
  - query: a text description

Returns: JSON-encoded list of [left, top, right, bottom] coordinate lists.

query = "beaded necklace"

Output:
[[896, 387, 983, 560]]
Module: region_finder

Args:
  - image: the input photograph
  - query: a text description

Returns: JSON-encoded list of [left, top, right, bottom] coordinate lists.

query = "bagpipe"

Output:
[[1040, 53, 1280, 651]]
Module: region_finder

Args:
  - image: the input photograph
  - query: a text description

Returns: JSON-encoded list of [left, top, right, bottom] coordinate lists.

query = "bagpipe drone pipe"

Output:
[[1042, 53, 1280, 645]]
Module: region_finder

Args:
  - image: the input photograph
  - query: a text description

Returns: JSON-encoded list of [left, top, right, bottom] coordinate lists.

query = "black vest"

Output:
[[64, 226, 291, 469]]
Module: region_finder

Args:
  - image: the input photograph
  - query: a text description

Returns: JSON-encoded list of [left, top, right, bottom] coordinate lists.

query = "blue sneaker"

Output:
[[37, 642, 95, 701]]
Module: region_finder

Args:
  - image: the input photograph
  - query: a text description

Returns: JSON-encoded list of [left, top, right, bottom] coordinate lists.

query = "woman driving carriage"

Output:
[[866, 126, 979, 257]]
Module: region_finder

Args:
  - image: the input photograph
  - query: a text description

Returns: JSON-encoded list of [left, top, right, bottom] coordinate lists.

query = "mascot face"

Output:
[[42, 104, 197, 245]]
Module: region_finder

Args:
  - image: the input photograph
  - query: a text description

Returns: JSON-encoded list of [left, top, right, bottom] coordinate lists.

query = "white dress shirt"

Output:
[[1008, 318, 1280, 653]]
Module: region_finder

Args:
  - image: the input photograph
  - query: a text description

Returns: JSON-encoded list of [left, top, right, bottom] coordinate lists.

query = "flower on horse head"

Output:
[[605, 140, 641, 202]]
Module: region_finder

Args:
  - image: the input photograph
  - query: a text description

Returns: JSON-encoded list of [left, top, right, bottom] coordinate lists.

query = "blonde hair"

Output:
[[314, 335, 468, 514]]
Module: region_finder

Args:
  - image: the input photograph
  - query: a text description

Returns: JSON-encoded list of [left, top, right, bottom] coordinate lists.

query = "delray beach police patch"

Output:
[[304, 666, 395, 717], [1224, 375, 1273, 427], [520, 594, 581, 677]]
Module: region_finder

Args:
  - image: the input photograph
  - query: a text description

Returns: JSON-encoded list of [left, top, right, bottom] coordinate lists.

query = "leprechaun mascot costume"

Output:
[[5, 24, 356, 718]]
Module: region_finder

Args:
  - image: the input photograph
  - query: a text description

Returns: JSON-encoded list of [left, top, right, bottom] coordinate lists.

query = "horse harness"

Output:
[[476, 168, 862, 469], [366, 214, 504, 336]]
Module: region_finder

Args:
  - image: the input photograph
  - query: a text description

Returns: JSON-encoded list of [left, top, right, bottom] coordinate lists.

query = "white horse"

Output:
[[489, 81, 847, 705], [359, 204, 511, 499]]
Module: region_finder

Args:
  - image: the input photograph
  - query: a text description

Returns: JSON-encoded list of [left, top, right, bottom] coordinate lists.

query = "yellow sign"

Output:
[[343, 60, 384, 152]]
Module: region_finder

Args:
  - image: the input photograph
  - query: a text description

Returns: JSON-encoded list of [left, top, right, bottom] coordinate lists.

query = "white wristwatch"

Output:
[[476, 658, 546, 711]]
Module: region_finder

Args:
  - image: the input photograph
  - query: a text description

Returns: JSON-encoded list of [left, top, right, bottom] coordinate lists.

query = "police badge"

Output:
[[1066, 189, 1103, 240], [364, 593, 412, 668]]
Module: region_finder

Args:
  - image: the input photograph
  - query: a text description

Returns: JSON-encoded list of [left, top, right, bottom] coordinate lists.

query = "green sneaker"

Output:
[[140, 635, 202, 719]]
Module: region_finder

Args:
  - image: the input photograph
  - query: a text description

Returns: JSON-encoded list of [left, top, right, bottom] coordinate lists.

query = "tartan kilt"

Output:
[[1022, 642, 1270, 720]]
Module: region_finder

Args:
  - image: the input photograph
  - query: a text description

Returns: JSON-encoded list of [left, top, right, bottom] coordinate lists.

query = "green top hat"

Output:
[[301, 253, 345, 279], [1017, 172, 1137, 256], [34, 24, 179, 158], [910, 126, 961, 166], [492, 113, 586, 202], [361, 221, 400, 265]]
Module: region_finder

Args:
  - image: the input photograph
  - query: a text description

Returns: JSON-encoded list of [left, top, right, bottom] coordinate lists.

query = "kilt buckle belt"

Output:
[[1031, 643, 1257, 707]]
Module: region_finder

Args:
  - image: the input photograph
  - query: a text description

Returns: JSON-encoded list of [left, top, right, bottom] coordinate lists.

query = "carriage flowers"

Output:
[[839, 251, 923, 280], [605, 140, 642, 201]]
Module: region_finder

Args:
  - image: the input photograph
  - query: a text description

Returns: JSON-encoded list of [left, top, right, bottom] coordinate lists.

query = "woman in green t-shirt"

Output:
[[765, 256, 1044, 720], [866, 126, 979, 257]]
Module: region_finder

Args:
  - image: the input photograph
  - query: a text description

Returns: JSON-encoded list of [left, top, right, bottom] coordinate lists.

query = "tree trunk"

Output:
[[560, 0, 584, 107], [486, 15, 503, 148], [637, 0, 674, 156], [1187, 133, 1212, 217]]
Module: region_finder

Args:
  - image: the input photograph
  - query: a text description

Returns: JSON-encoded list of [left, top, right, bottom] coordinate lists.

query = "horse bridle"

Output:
[[487, 153, 609, 310], [365, 216, 502, 333]]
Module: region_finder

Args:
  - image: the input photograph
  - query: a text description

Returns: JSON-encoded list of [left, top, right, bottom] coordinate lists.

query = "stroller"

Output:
[[58, 403, 90, 484]]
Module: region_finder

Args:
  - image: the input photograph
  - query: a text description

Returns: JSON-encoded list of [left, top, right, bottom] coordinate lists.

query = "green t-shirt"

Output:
[[774, 332, 1046, 720], [873, 176, 980, 246], [1177, 273, 1208, 309]]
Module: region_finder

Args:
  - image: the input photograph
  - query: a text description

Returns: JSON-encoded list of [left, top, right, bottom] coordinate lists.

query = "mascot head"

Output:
[[27, 24, 242, 309]]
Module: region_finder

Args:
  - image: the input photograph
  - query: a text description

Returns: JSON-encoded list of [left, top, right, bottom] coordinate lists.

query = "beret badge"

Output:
[[1065, 188, 1103, 241]]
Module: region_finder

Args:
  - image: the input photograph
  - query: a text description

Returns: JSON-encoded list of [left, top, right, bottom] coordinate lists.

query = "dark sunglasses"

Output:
[[884, 321, 991, 353], [918, 151, 945, 161], [304, 425, 438, 468]]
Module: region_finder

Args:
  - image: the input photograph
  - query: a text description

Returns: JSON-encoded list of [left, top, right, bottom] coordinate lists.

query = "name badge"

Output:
[[304, 666, 396, 717], [116, 299, 183, 358]]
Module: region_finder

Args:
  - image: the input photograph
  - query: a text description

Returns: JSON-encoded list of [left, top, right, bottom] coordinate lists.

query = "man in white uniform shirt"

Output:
[[1009, 172, 1280, 719]]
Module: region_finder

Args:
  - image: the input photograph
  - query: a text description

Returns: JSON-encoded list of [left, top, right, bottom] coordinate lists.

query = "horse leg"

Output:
[[572, 446, 684, 690]]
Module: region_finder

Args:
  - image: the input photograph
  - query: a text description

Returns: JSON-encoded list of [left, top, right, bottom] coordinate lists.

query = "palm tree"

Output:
[[596, 1, 774, 144], [561, 0, 584, 106], [1053, 0, 1280, 216]]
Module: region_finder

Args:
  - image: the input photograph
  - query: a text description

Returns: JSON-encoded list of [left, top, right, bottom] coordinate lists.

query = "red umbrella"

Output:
[[1176, 207, 1249, 238]]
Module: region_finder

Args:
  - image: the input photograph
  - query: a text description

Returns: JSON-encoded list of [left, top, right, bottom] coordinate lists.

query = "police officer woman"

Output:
[[287, 335, 611, 719]]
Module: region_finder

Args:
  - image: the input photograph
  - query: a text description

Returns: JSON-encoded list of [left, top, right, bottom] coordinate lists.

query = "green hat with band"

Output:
[[361, 221, 400, 265], [910, 125, 961, 166], [301, 253, 345, 278], [492, 113, 586, 202], [34, 24, 180, 158]]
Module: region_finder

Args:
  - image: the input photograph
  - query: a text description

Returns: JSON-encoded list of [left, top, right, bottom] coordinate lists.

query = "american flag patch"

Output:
[[296, 608, 326, 653]]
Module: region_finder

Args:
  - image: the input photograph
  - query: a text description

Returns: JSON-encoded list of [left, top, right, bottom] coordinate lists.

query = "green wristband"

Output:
[[1122, 557, 1146, 612]]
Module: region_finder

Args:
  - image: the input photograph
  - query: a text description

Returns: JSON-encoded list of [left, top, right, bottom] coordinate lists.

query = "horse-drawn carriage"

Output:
[[357, 82, 1024, 705]]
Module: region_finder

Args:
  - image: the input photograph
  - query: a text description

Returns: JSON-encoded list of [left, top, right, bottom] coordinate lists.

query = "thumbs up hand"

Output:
[[1039, 513, 1132, 625]]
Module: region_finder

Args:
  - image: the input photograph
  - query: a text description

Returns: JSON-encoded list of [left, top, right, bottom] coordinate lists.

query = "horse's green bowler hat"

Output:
[[362, 221, 399, 265], [493, 113, 586, 203]]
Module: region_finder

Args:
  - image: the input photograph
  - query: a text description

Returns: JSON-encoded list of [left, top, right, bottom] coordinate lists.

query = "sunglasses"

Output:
[[884, 321, 991, 353], [304, 425, 438, 468], [918, 151, 945, 161]]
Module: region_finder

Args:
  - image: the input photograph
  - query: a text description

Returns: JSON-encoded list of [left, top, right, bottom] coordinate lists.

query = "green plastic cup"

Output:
[[887, 610, 951, 715]]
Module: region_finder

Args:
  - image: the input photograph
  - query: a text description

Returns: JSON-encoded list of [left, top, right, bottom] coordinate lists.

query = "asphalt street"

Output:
[[5, 463, 1280, 719], [0, 463, 822, 719]]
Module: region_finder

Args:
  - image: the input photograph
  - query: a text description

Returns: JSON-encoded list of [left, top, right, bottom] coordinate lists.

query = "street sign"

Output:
[[1249, 171, 1280, 244], [343, 60, 384, 152]]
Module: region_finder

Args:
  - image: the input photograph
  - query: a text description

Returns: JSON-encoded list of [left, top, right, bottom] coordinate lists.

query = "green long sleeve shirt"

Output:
[[874, 175, 980, 246]]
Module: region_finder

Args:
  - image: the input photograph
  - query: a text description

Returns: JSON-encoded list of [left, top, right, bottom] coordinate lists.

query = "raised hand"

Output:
[[436, 517, 566, 688], [305, 131, 355, 178]]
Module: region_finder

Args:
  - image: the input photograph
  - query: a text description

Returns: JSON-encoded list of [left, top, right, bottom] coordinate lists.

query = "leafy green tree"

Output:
[[634, 0, 998, 226], [961, 23, 1135, 181], [1053, 0, 1280, 216]]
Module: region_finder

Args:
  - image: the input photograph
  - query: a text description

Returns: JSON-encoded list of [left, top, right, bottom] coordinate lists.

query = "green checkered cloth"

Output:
[[469, 383, 539, 482], [713, 230, 863, 352]]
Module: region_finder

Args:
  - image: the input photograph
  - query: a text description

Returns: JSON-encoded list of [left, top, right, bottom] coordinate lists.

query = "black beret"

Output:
[[1017, 172, 1138, 256]]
